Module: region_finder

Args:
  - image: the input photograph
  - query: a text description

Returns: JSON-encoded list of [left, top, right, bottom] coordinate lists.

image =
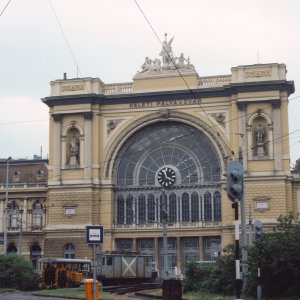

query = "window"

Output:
[[147, 194, 155, 223], [204, 192, 212, 222], [213, 191, 221, 221], [138, 194, 146, 224], [64, 243, 75, 259], [169, 193, 177, 222], [116, 195, 124, 224], [182, 193, 189, 222], [116, 239, 132, 252], [191, 192, 199, 222], [204, 237, 221, 261], [32, 202, 43, 229], [8, 202, 19, 229], [126, 195, 134, 224], [31, 244, 41, 269]]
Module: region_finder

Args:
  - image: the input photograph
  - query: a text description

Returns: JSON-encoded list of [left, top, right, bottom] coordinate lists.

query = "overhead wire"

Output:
[[0, 0, 11, 17]]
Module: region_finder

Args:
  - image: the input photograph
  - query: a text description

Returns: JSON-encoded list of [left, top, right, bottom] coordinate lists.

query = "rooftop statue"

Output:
[[139, 33, 195, 73]]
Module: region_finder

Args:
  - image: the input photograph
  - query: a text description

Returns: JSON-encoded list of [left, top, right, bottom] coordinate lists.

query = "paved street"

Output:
[[0, 291, 79, 300]]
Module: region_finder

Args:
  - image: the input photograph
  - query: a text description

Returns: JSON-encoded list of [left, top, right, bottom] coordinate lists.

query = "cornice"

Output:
[[41, 80, 295, 107]]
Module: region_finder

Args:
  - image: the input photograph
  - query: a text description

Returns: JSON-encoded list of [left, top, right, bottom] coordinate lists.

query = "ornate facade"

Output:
[[0, 39, 298, 274]]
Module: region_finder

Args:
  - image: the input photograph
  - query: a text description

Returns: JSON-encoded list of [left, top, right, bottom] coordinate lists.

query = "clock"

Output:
[[157, 167, 176, 188]]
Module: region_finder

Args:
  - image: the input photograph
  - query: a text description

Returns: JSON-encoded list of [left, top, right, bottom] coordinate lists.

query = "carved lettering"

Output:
[[61, 84, 85, 92], [129, 98, 201, 109], [245, 70, 271, 78]]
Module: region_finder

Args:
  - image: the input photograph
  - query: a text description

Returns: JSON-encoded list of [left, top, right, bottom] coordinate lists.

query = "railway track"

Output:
[[103, 283, 161, 295]]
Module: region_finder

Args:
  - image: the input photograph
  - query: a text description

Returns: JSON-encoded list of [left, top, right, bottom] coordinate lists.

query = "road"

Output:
[[0, 291, 79, 300]]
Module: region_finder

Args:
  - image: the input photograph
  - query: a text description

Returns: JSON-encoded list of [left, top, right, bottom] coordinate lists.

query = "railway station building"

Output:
[[0, 37, 299, 274]]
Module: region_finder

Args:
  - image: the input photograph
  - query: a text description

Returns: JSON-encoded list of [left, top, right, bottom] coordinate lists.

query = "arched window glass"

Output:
[[32, 202, 43, 230], [116, 195, 124, 224], [147, 194, 155, 223], [138, 194, 146, 224], [204, 192, 212, 222], [126, 195, 133, 224], [64, 243, 75, 259], [169, 193, 177, 222], [213, 191, 221, 221], [8, 202, 19, 229], [191, 192, 199, 222], [7, 243, 17, 254], [182, 193, 189, 222]]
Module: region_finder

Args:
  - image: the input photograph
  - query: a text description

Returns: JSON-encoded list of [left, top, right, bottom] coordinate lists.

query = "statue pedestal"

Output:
[[69, 155, 78, 166], [257, 143, 264, 156]]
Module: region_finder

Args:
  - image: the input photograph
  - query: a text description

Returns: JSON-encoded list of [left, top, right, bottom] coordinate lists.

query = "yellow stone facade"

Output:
[[0, 52, 298, 274]]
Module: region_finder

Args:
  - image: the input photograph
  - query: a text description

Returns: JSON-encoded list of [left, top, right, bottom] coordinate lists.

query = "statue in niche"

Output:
[[69, 134, 79, 165], [255, 123, 264, 144]]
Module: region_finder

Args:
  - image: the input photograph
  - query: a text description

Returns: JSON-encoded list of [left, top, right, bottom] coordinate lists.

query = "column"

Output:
[[272, 100, 282, 172], [132, 238, 137, 252], [0, 198, 3, 231], [176, 237, 181, 274], [52, 114, 62, 184], [237, 101, 248, 170], [83, 112, 92, 182], [199, 236, 204, 261], [22, 198, 27, 231], [154, 238, 159, 271]]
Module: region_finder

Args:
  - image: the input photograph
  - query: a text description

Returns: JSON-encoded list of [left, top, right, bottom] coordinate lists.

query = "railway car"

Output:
[[96, 251, 154, 286], [39, 257, 92, 288]]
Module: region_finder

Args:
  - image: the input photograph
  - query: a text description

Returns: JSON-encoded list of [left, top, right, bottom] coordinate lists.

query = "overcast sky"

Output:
[[0, 0, 299, 165]]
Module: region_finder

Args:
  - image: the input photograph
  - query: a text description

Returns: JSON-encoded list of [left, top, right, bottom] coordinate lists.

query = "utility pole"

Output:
[[225, 160, 244, 299], [162, 189, 168, 280], [3, 157, 11, 255], [239, 149, 248, 289]]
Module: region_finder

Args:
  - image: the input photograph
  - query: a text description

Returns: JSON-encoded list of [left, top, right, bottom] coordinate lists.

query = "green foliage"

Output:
[[0, 254, 40, 291], [183, 245, 236, 295], [247, 213, 300, 298]]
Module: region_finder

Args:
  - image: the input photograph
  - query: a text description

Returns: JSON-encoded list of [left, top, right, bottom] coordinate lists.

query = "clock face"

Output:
[[157, 167, 176, 188]]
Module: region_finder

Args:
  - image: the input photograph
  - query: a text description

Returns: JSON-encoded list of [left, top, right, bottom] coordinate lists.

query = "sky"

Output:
[[0, 0, 300, 165]]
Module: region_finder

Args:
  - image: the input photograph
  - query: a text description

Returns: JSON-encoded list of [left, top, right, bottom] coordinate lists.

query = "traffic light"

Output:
[[254, 220, 263, 240], [225, 160, 244, 202]]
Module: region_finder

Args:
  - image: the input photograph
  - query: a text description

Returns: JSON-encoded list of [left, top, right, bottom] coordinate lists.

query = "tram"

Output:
[[39, 257, 92, 288]]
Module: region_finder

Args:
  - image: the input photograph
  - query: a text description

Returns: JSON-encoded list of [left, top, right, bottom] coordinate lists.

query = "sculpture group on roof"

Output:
[[139, 34, 195, 73]]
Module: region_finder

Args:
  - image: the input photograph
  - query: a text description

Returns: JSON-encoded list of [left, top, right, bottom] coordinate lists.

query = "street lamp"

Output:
[[3, 156, 11, 255]]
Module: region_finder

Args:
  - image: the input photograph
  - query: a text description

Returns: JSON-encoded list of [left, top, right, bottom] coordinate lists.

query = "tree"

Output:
[[0, 254, 40, 290], [247, 213, 300, 298]]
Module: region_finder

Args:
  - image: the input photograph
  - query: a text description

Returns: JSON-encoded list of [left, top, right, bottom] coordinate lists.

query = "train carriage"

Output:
[[96, 251, 154, 286]]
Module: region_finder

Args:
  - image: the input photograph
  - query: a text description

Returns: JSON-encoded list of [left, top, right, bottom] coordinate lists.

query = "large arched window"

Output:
[[115, 121, 221, 186], [113, 121, 222, 226]]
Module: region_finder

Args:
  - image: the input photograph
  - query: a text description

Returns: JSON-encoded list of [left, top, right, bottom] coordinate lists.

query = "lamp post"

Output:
[[3, 157, 11, 255]]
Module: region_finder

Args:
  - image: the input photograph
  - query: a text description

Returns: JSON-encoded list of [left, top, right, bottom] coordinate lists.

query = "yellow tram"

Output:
[[39, 257, 92, 288]]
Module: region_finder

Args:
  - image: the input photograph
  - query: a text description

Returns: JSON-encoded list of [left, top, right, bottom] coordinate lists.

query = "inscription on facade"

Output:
[[61, 84, 85, 92], [245, 70, 271, 78], [129, 98, 201, 109]]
